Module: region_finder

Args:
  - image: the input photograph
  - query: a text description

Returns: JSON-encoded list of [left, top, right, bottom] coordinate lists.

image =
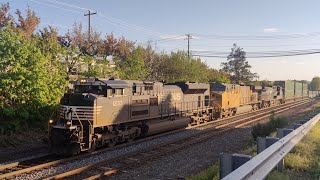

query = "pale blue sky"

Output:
[[3, 0, 320, 81]]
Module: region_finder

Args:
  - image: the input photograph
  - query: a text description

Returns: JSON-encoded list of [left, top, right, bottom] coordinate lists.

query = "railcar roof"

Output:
[[163, 85, 181, 89]]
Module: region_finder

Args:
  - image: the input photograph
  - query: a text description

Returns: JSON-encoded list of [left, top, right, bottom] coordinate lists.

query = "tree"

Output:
[[34, 26, 68, 101], [142, 43, 165, 80], [221, 43, 256, 84], [15, 7, 40, 39], [116, 47, 149, 80], [0, 28, 67, 131], [208, 69, 230, 83], [310, 76, 320, 90], [158, 51, 211, 83], [0, 3, 13, 29], [250, 80, 273, 86]]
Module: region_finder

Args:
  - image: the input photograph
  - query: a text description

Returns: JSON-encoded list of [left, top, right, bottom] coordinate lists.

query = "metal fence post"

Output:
[[220, 153, 252, 179], [276, 128, 293, 171], [257, 137, 279, 154]]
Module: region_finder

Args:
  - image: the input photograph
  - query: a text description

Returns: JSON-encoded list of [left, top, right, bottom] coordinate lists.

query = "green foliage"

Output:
[[251, 113, 288, 140], [159, 51, 214, 83], [266, 171, 289, 180], [250, 80, 273, 86], [0, 28, 48, 107], [266, 122, 320, 179], [221, 43, 257, 84], [116, 47, 149, 80], [310, 76, 320, 90], [186, 164, 220, 180], [208, 69, 231, 83], [0, 28, 66, 133]]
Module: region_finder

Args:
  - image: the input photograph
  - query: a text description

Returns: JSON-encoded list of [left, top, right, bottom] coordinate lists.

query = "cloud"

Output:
[[191, 48, 208, 52], [279, 60, 288, 64], [159, 34, 200, 40], [263, 28, 280, 33]]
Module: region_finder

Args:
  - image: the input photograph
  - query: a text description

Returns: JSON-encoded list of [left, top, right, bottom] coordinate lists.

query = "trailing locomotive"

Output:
[[49, 79, 310, 155]]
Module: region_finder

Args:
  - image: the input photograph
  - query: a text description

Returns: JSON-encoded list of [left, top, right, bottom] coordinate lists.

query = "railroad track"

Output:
[[43, 99, 312, 180], [0, 99, 311, 179]]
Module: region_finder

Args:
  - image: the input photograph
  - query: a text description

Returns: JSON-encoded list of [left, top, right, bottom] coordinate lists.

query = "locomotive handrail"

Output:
[[83, 112, 93, 126], [73, 111, 84, 141], [222, 111, 320, 180]]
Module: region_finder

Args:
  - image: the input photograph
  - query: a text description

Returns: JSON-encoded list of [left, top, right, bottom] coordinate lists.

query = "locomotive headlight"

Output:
[[49, 119, 54, 124]]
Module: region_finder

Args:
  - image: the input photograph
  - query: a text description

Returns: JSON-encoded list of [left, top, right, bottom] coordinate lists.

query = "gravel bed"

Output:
[[111, 128, 251, 180], [109, 100, 320, 180], [14, 100, 319, 180], [0, 145, 48, 165], [14, 124, 212, 179]]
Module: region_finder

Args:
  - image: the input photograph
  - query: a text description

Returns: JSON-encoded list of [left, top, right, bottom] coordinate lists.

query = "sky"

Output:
[[3, 0, 320, 81]]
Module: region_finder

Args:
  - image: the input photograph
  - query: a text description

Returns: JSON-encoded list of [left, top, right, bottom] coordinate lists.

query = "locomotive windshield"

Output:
[[74, 85, 105, 95]]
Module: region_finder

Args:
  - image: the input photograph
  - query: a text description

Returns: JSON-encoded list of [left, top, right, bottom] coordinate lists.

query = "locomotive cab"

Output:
[[49, 79, 101, 155]]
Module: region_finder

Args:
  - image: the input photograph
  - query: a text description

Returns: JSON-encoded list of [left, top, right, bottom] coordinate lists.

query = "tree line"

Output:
[[0, 3, 234, 133], [4, 3, 299, 135]]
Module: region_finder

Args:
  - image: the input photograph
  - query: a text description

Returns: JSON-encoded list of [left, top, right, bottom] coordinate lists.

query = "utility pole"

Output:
[[84, 10, 97, 45], [185, 34, 192, 59]]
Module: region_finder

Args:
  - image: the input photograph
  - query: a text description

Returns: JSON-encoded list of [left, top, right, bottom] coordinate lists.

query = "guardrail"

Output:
[[221, 110, 320, 180]]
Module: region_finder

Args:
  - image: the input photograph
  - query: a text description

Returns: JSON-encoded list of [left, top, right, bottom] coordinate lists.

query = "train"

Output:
[[49, 78, 314, 155]]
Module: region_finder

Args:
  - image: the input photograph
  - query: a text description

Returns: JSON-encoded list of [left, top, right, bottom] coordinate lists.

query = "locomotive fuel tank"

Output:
[[146, 117, 191, 136]]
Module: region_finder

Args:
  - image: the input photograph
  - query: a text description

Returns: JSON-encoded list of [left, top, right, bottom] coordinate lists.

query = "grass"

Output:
[[265, 122, 320, 179], [186, 164, 220, 180], [187, 106, 320, 180]]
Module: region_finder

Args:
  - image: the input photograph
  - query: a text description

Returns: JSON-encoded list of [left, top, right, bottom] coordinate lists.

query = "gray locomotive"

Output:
[[50, 79, 213, 155]]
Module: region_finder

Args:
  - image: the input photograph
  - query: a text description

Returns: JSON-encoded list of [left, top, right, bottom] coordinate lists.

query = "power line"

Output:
[[193, 32, 320, 40], [30, 0, 83, 14], [192, 48, 320, 55], [193, 51, 320, 58], [37, 0, 166, 37], [187, 42, 320, 48]]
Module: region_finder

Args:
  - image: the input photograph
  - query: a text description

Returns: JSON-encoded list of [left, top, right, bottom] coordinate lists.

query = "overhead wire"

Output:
[[38, 0, 166, 37], [27, 0, 320, 58], [192, 51, 320, 58], [193, 32, 320, 40], [30, 0, 83, 14]]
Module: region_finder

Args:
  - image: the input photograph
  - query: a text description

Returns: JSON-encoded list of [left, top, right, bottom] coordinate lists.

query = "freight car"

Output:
[[50, 79, 214, 155], [274, 80, 309, 102]]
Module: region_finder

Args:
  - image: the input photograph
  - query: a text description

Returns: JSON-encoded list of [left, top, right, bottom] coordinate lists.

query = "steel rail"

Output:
[[44, 100, 311, 180], [0, 99, 311, 179]]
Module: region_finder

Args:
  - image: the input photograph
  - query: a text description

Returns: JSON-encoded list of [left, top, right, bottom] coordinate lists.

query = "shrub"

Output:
[[251, 113, 288, 140]]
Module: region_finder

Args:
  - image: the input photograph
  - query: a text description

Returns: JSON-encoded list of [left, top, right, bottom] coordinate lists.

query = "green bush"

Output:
[[251, 113, 288, 140], [0, 28, 66, 135]]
